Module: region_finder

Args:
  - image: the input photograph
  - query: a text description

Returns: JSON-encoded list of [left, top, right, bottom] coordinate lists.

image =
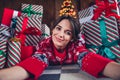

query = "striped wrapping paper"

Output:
[[0, 40, 7, 68], [0, 26, 11, 68], [0, 26, 11, 40], [78, 6, 94, 24], [21, 3, 43, 23], [82, 16, 120, 62], [6, 38, 21, 67], [108, 0, 120, 16], [41, 24, 50, 39], [15, 16, 48, 46]]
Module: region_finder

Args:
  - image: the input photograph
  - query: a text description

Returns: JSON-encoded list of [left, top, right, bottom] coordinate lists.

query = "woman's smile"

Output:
[[55, 36, 64, 42]]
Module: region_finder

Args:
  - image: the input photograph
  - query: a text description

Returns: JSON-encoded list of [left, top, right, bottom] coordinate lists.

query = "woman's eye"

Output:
[[66, 31, 72, 35], [55, 26, 61, 31]]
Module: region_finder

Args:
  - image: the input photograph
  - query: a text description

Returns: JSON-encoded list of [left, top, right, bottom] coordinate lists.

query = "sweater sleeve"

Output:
[[73, 40, 89, 63], [17, 53, 48, 80]]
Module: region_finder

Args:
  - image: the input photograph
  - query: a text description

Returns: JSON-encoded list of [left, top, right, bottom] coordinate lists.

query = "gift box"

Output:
[[6, 38, 21, 67], [0, 26, 11, 68], [15, 16, 46, 46], [81, 16, 120, 62], [41, 24, 50, 39], [78, 6, 94, 24], [21, 3, 43, 22], [1, 8, 21, 27], [0, 41, 7, 69], [6, 37, 35, 67]]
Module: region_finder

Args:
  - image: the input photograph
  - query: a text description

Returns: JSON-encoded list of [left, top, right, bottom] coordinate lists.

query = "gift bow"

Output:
[[22, 4, 42, 17], [0, 50, 6, 57], [92, 0, 120, 20], [86, 39, 119, 60], [16, 27, 42, 36]]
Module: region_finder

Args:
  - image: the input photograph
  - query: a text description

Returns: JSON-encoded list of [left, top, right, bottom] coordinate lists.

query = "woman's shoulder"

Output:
[[36, 36, 52, 50], [68, 39, 85, 48], [39, 36, 52, 45]]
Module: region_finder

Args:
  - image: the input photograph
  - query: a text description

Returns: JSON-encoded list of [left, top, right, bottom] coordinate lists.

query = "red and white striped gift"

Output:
[[6, 38, 21, 67], [15, 16, 45, 46], [0, 26, 11, 68]]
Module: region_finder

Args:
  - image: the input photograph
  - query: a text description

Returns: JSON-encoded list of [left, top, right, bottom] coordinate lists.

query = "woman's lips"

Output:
[[55, 36, 63, 42]]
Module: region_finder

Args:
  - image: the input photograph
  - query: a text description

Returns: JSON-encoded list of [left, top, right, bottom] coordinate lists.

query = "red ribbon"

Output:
[[92, 0, 120, 20], [16, 27, 41, 35], [16, 17, 42, 46]]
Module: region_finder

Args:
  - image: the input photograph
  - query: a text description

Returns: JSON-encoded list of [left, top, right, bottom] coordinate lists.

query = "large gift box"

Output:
[[79, 0, 120, 62], [1, 8, 21, 27], [0, 26, 11, 68], [81, 15, 120, 62]]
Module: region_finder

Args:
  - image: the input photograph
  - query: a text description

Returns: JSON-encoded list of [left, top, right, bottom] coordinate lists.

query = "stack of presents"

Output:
[[0, 3, 50, 69], [78, 0, 120, 63]]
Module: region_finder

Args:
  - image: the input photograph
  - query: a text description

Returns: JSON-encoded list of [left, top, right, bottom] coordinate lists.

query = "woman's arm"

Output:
[[0, 66, 29, 80]]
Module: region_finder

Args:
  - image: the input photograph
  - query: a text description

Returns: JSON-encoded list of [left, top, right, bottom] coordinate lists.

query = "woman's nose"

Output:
[[59, 31, 64, 38]]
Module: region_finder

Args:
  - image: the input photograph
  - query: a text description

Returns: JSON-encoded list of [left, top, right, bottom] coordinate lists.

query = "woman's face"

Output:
[[52, 19, 73, 50]]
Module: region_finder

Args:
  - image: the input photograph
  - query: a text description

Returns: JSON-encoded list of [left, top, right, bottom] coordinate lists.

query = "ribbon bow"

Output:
[[92, 0, 120, 20], [0, 50, 6, 57], [86, 40, 118, 60], [16, 27, 42, 36], [22, 4, 42, 17]]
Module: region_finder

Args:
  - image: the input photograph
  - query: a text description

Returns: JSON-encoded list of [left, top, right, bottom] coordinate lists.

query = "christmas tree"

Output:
[[59, 0, 77, 18]]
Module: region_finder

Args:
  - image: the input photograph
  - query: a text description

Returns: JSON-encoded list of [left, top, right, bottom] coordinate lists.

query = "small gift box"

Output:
[[0, 41, 7, 69], [1, 8, 21, 27], [81, 16, 120, 62], [6, 37, 35, 67], [0, 26, 11, 68], [15, 16, 46, 46], [6, 38, 21, 67]]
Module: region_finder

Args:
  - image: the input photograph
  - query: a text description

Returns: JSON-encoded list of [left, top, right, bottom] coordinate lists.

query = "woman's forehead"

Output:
[[58, 19, 72, 30]]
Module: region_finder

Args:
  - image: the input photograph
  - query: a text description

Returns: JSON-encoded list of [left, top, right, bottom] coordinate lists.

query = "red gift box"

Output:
[[1, 8, 21, 27]]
